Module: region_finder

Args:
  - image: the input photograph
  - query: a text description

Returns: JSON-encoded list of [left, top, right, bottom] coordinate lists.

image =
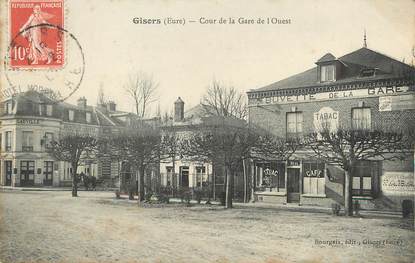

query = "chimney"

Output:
[[174, 97, 184, 121], [107, 101, 116, 112], [77, 97, 87, 109]]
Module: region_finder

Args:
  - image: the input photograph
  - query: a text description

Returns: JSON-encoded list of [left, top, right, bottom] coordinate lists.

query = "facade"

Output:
[[160, 98, 247, 200], [0, 91, 144, 187], [247, 47, 415, 210]]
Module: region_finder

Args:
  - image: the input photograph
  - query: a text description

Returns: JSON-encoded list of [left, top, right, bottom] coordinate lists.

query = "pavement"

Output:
[[0, 185, 404, 217]]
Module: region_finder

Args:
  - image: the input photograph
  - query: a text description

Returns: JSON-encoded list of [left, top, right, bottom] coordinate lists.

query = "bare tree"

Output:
[[50, 134, 98, 197], [306, 127, 409, 216], [250, 134, 303, 201], [110, 127, 161, 202], [183, 122, 260, 208], [201, 80, 247, 120], [124, 71, 158, 118]]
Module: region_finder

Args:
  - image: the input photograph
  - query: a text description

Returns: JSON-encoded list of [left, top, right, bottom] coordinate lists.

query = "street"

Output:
[[0, 190, 413, 263]]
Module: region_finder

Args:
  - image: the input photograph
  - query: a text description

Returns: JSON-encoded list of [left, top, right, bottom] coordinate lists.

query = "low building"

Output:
[[247, 46, 415, 210], [160, 98, 248, 200]]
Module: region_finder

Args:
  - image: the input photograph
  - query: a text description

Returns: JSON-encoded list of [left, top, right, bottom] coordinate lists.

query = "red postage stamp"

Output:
[[9, 0, 64, 68]]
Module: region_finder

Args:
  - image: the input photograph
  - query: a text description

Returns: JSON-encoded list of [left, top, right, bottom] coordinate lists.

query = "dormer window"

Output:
[[360, 68, 376, 78], [316, 53, 339, 83], [321, 65, 335, 82], [5, 101, 13, 114], [69, 110, 74, 121]]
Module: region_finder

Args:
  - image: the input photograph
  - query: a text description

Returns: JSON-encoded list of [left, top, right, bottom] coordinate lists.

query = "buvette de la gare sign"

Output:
[[250, 86, 411, 105]]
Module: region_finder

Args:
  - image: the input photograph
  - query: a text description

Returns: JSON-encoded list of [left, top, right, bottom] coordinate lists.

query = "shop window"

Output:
[[256, 162, 285, 190], [286, 112, 303, 139], [320, 65, 335, 82], [69, 110, 74, 121], [5, 131, 12, 151], [46, 105, 53, 116], [22, 131, 34, 151], [352, 161, 375, 196], [303, 162, 325, 195], [352, 108, 371, 130]]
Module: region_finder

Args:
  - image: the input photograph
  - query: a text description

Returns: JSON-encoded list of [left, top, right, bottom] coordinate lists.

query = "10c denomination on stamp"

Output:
[[9, 0, 64, 68]]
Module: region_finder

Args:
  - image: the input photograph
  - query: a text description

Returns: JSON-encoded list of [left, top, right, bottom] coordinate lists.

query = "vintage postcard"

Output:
[[0, 0, 414, 263]]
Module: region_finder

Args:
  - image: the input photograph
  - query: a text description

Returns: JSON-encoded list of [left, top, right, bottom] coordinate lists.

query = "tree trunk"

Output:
[[72, 163, 78, 197], [225, 167, 234, 209], [138, 166, 145, 201], [251, 160, 255, 203], [243, 159, 247, 203], [344, 170, 353, 216], [212, 164, 216, 200]]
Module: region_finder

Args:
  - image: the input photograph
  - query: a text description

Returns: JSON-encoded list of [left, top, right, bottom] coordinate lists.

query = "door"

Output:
[[287, 168, 300, 203], [180, 166, 189, 188], [20, 161, 35, 186], [43, 161, 53, 186], [5, 161, 12, 186]]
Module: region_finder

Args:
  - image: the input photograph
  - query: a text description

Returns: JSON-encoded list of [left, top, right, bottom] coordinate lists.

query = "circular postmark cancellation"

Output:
[[3, 23, 85, 104]]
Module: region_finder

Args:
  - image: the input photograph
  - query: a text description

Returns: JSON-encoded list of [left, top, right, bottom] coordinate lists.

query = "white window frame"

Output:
[[22, 131, 34, 151], [69, 110, 74, 121], [86, 112, 91, 123], [45, 132, 54, 149], [303, 162, 325, 195], [321, 65, 335, 82], [286, 112, 303, 139], [352, 108, 371, 130], [5, 131, 12, 151], [195, 166, 207, 187], [6, 102, 13, 114], [39, 104, 44, 116], [46, 105, 53, 116]]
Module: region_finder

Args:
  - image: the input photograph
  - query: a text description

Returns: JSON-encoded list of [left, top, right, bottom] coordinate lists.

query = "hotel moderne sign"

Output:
[[254, 86, 412, 105]]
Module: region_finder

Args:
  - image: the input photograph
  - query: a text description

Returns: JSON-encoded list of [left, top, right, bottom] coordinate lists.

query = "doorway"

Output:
[[5, 161, 12, 186], [287, 168, 300, 203], [20, 161, 35, 186], [180, 166, 189, 188], [43, 161, 53, 186]]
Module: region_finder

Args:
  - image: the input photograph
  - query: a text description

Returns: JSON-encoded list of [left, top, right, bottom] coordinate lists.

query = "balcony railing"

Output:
[[22, 146, 34, 152]]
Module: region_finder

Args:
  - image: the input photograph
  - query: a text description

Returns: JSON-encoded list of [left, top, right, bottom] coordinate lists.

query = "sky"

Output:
[[1, 0, 414, 116]]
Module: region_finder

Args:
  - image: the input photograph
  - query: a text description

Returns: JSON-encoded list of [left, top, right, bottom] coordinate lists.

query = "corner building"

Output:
[[0, 91, 143, 188], [248, 47, 415, 211]]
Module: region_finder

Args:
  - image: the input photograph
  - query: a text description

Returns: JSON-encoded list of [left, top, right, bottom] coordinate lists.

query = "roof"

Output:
[[317, 53, 336, 63], [175, 97, 184, 104], [252, 47, 415, 93], [0, 90, 157, 129]]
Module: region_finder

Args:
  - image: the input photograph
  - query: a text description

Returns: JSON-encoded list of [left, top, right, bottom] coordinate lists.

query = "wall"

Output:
[[249, 91, 415, 210]]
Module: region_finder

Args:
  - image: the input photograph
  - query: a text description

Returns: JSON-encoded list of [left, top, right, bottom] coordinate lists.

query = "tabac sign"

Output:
[[253, 86, 411, 105], [313, 107, 339, 132]]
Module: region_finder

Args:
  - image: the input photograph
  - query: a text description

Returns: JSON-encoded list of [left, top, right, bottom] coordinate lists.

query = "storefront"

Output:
[[254, 160, 326, 204]]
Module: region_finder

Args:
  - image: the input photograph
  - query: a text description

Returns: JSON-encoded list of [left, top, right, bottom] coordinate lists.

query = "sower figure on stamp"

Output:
[[19, 5, 54, 65]]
